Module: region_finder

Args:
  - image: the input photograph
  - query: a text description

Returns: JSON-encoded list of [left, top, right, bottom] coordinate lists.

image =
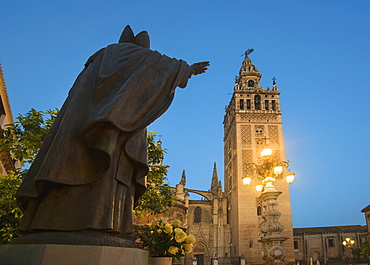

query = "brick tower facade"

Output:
[[223, 52, 295, 263]]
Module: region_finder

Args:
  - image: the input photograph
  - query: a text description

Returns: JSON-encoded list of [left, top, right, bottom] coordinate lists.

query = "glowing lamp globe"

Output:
[[286, 173, 295, 183], [242, 176, 252, 185], [261, 148, 272, 157], [256, 184, 263, 192], [274, 166, 283, 175]]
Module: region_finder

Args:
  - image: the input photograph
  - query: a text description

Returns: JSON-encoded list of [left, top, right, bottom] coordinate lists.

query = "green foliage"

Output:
[[0, 108, 58, 164], [134, 131, 174, 217], [360, 241, 370, 255], [352, 242, 370, 260], [0, 109, 58, 244], [0, 169, 25, 243], [352, 247, 362, 259]]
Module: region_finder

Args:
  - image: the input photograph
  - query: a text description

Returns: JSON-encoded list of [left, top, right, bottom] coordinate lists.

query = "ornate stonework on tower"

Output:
[[223, 51, 295, 263]]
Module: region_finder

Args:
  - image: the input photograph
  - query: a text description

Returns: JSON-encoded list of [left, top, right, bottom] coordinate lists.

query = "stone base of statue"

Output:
[[9, 232, 138, 247], [0, 243, 148, 265]]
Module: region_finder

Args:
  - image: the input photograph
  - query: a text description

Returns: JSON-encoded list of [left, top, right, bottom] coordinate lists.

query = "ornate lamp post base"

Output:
[[259, 236, 288, 264], [259, 191, 288, 264]]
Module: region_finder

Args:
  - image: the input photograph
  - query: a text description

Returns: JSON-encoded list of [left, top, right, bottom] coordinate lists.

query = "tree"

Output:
[[352, 247, 362, 261], [133, 131, 174, 217], [0, 169, 25, 243], [360, 241, 370, 257], [0, 108, 58, 243], [352, 242, 370, 262], [0, 108, 58, 164], [0, 109, 173, 242]]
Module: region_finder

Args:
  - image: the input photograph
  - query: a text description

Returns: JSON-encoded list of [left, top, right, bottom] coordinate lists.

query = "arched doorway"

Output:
[[193, 243, 206, 265]]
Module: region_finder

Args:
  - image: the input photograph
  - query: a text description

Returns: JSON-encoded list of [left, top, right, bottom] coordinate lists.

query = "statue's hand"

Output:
[[190, 61, 210, 76]]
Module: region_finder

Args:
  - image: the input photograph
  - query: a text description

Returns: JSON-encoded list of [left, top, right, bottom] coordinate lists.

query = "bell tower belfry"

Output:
[[223, 50, 295, 263]]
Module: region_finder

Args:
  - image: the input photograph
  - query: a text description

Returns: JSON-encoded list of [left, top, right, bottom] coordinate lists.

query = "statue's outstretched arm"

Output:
[[190, 61, 210, 76]]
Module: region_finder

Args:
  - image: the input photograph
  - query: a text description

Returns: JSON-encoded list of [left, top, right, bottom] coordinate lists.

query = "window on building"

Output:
[[294, 240, 299, 249], [248, 80, 255, 87], [194, 207, 202, 223], [240, 99, 244, 110], [255, 95, 261, 110], [246, 99, 251, 110], [255, 129, 264, 136], [265, 100, 269, 110], [257, 206, 262, 216], [271, 100, 276, 111], [256, 139, 264, 147], [249, 240, 253, 248], [328, 238, 335, 247]]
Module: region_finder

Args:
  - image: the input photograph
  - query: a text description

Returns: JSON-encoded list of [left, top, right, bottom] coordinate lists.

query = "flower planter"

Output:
[[150, 257, 172, 265]]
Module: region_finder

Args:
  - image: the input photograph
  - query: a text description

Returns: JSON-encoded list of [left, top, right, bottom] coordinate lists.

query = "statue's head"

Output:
[[119, 25, 150, 48]]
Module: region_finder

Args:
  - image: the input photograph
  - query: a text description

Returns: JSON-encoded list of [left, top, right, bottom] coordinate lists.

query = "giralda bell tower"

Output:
[[223, 50, 295, 263]]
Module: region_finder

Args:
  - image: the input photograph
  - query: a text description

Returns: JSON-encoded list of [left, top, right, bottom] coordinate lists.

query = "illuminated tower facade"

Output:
[[223, 52, 295, 263]]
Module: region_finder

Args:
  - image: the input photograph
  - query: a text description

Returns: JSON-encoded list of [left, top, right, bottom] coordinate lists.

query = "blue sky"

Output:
[[1, 0, 369, 228]]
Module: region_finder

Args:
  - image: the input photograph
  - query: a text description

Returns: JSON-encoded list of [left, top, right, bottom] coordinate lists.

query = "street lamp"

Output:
[[342, 238, 355, 261], [342, 238, 355, 247], [242, 147, 296, 264], [242, 147, 295, 192]]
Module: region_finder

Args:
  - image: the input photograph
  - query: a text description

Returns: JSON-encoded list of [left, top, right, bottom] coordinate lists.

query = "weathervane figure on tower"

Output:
[[272, 77, 277, 86], [241, 48, 254, 58]]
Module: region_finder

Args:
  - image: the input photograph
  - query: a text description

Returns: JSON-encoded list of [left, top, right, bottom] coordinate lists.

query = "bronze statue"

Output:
[[14, 25, 209, 246]]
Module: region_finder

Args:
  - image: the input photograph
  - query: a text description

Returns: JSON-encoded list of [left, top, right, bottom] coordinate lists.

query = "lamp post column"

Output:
[[258, 191, 288, 265]]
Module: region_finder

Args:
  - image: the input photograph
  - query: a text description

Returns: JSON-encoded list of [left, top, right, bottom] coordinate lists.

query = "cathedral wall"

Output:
[[188, 201, 213, 264], [293, 226, 368, 264]]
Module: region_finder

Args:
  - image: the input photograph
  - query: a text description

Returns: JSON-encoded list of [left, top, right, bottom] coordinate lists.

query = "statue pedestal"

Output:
[[0, 244, 148, 265]]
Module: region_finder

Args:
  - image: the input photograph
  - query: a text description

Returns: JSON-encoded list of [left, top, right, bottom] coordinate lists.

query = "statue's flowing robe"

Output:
[[16, 43, 191, 235]]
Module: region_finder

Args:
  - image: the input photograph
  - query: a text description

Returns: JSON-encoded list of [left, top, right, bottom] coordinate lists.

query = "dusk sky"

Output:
[[1, 0, 369, 228]]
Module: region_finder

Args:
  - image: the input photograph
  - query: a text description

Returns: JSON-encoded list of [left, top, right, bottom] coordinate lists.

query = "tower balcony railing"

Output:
[[234, 85, 279, 93], [236, 109, 282, 115]]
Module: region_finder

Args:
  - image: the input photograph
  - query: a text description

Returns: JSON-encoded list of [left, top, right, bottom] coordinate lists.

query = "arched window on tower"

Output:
[[240, 99, 244, 110], [255, 95, 261, 110], [271, 100, 276, 111], [248, 80, 255, 87], [257, 206, 262, 216], [194, 207, 202, 223], [256, 139, 264, 147], [255, 129, 264, 136], [246, 99, 251, 110]]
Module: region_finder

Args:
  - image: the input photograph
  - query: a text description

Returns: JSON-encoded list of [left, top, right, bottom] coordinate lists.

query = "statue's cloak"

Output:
[[16, 43, 191, 233]]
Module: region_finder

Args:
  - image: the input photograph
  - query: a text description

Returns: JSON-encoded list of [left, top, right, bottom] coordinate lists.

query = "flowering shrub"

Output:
[[134, 219, 195, 259]]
